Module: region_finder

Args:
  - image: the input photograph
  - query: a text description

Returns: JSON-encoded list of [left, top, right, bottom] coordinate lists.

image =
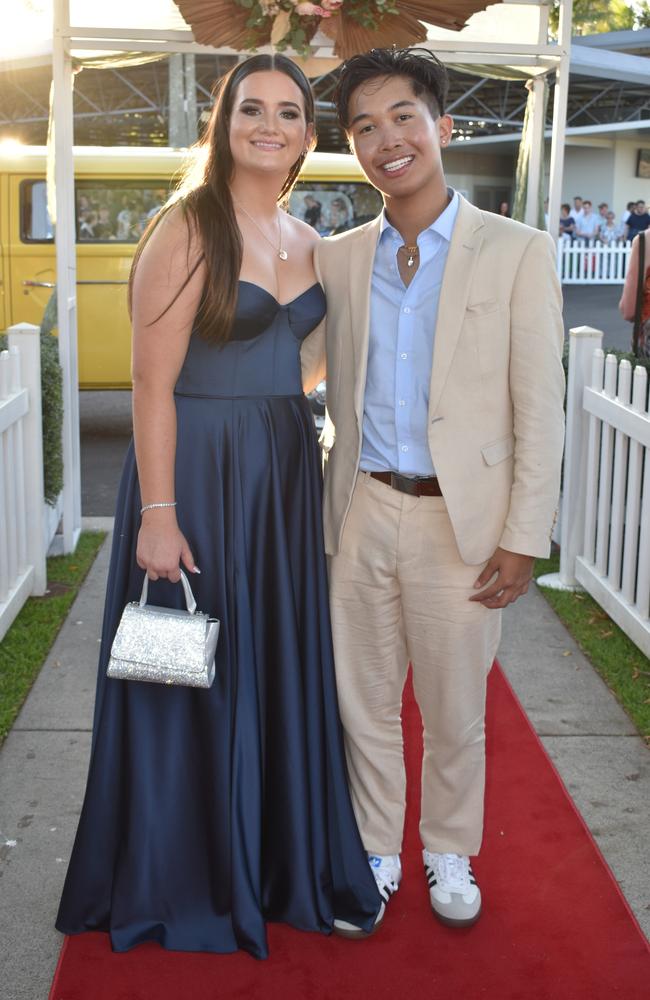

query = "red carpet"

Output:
[[50, 663, 649, 1000]]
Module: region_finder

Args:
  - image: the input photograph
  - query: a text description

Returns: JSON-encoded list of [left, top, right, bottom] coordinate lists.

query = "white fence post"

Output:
[[538, 325, 603, 592], [7, 323, 46, 596]]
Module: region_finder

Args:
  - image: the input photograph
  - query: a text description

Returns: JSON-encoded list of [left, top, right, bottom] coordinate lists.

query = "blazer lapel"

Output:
[[429, 196, 485, 416], [347, 215, 382, 424]]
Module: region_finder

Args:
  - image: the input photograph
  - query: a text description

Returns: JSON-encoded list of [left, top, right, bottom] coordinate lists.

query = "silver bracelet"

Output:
[[140, 501, 177, 514]]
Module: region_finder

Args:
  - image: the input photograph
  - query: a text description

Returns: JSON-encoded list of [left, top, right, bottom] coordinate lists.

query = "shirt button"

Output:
[[401, 445, 408, 452], [399, 400, 406, 406], [401, 353, 408, 359], [403, 306, 411, 314]]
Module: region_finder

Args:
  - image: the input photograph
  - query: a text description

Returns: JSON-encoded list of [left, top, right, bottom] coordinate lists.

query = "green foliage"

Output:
[[636, 1, 650, 28], [535, 554, 650, 742], [0, 531, 106, 743], [549, 0, 635, 36], [235, 0, 398, 55], [0, 290, 64, 506]]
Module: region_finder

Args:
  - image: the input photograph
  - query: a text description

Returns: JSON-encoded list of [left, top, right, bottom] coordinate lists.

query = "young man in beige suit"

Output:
[[301, 49, 565, 935]]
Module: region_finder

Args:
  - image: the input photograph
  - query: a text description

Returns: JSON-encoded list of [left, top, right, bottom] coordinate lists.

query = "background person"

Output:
[[575, 199, 599, 240], [559, 203, 575, 242], [598, 210, 623, 245], [625, 200, 650, 241], [572, 195, 584, 228]]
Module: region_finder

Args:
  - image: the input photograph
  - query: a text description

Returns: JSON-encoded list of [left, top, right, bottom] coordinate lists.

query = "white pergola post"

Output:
[[547, 0, 573, 234], [524, 75, 546, 227], [53, 0, 81, 554], [524, 1, 550, 227]]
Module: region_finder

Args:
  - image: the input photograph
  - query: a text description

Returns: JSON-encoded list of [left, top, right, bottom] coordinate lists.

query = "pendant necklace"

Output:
[[399, 244, 419, 267], [234, 199, 288, 261], [404, 244, 420, 267]]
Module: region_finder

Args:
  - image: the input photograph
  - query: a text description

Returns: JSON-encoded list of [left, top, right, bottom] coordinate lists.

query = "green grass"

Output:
[[0, 531, 106, 743], [535, 553, 650, 742]]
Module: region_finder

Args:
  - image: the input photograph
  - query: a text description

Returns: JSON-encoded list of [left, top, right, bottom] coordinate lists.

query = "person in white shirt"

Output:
[[576, 200, 599, 241], [572, 196, 584, 229], [621, 201, 635, 226]]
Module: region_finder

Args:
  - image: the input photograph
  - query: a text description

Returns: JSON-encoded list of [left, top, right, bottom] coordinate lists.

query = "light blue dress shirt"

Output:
[[360, 189, 460, 477]]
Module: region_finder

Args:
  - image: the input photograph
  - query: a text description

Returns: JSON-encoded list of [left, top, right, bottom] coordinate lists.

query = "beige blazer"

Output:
[[301, 195, 565, 565]]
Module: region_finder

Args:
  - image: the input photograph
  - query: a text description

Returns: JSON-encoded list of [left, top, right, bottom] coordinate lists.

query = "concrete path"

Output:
[[0, 521, 647, 1000]]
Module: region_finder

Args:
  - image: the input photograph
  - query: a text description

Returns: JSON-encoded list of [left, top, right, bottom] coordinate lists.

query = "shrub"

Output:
[[0, 290, 64, 506]]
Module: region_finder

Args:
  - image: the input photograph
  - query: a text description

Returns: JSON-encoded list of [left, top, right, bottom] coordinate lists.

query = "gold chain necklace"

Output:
[[398, 243, 419, 267], [233, 199, 288, 261]]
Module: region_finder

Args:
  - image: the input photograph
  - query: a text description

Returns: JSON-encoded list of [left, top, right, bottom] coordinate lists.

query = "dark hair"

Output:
[[561, 203, 570, 212], [334, 47, 448, 131], [583, 200, 592, 207], [574, 195, 582, 201], [129, 54, 315, 345]]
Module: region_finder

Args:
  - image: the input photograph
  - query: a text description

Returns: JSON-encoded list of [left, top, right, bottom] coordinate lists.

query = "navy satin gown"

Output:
[[56, 280, 380, 959]]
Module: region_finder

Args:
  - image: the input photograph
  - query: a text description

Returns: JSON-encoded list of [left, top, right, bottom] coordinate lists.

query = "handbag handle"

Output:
[[139, 570, 197, 615]]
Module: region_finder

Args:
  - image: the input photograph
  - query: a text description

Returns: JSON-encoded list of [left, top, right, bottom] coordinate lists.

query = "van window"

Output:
[[20, 179, 169, 244], [289, 182, 382, 235], [75, 182, 169, 243], [20, 180, 54, 242]]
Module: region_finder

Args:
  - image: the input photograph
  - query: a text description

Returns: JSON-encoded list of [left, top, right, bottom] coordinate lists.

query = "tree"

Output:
[[634, 1, 650, 28], [550, 0, 635, 36]]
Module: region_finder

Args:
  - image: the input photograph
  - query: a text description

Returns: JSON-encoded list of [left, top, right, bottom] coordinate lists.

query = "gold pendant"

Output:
[[278, 249, 288, 261]]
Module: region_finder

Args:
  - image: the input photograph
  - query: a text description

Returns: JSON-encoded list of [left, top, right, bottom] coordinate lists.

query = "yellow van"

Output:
[[0, 146, 381, 388]]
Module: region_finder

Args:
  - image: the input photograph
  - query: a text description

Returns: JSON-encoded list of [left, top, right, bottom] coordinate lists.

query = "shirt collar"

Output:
[[379, 187, 459, 244]]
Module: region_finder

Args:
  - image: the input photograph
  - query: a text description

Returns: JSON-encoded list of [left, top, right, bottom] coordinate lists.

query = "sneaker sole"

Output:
[[430, 902, 482, 929], [332, 908, 386, 941]]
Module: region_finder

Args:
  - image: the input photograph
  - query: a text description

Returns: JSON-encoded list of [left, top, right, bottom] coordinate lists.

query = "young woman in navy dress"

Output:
[[56, 54, 380, 959]]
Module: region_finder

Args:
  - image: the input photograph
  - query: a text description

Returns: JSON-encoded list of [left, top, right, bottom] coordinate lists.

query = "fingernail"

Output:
[[193, 566, 201, 574]]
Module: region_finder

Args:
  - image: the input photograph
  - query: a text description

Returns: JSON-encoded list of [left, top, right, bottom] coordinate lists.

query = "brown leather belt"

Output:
[[369, 471, 443, 497]]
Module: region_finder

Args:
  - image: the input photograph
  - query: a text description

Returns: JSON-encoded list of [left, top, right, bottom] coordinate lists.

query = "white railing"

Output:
[[0, 323, 47, 643], [539, 326, 650, 657], [557, 238, 631, 285]]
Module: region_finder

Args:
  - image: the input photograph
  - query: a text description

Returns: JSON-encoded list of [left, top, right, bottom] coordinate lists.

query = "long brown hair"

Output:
[[129, 54, 316, 345]]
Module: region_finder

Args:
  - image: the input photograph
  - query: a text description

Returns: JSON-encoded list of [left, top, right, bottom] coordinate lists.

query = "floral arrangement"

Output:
[[176, 1, 489, 62], [235, 0, 398, 55]]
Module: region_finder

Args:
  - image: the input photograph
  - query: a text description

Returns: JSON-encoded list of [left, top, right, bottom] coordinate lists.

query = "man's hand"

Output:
[[469, 547, 535, 609]]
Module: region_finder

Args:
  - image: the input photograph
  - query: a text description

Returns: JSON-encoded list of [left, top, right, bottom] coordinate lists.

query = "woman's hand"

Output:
[[136, 510, 197, 582]]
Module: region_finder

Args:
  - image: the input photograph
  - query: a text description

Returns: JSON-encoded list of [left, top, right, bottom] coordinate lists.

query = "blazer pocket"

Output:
[[481, 434, 515, 466], [465, 298, 501, 317]]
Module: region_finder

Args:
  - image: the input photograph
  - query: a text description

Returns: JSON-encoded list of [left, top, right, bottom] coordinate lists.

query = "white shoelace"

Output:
[[369, 856, 401, 899], [374, 866, 400, 897], [425, 851, 470, 892]]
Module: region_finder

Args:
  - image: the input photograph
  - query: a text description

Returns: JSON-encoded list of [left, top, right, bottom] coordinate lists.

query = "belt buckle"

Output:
[[391, 473, 418, 496]]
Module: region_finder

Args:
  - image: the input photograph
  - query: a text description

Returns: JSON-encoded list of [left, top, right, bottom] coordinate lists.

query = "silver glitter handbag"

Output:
[[107, 571, 219, 688]]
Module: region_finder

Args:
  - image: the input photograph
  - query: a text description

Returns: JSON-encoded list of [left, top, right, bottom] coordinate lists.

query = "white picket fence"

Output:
[[0, 324, 47, 643], [557, 238, 631, 284], [539, 326, 650, 657]]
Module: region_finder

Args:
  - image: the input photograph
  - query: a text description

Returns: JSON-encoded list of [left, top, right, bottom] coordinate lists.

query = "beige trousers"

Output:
[[328, 473, 502, 857]]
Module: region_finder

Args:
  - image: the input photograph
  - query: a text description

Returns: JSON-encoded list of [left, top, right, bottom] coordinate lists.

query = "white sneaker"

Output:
[[333, 853, 401, 939], [423, 850, 482, 927]]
